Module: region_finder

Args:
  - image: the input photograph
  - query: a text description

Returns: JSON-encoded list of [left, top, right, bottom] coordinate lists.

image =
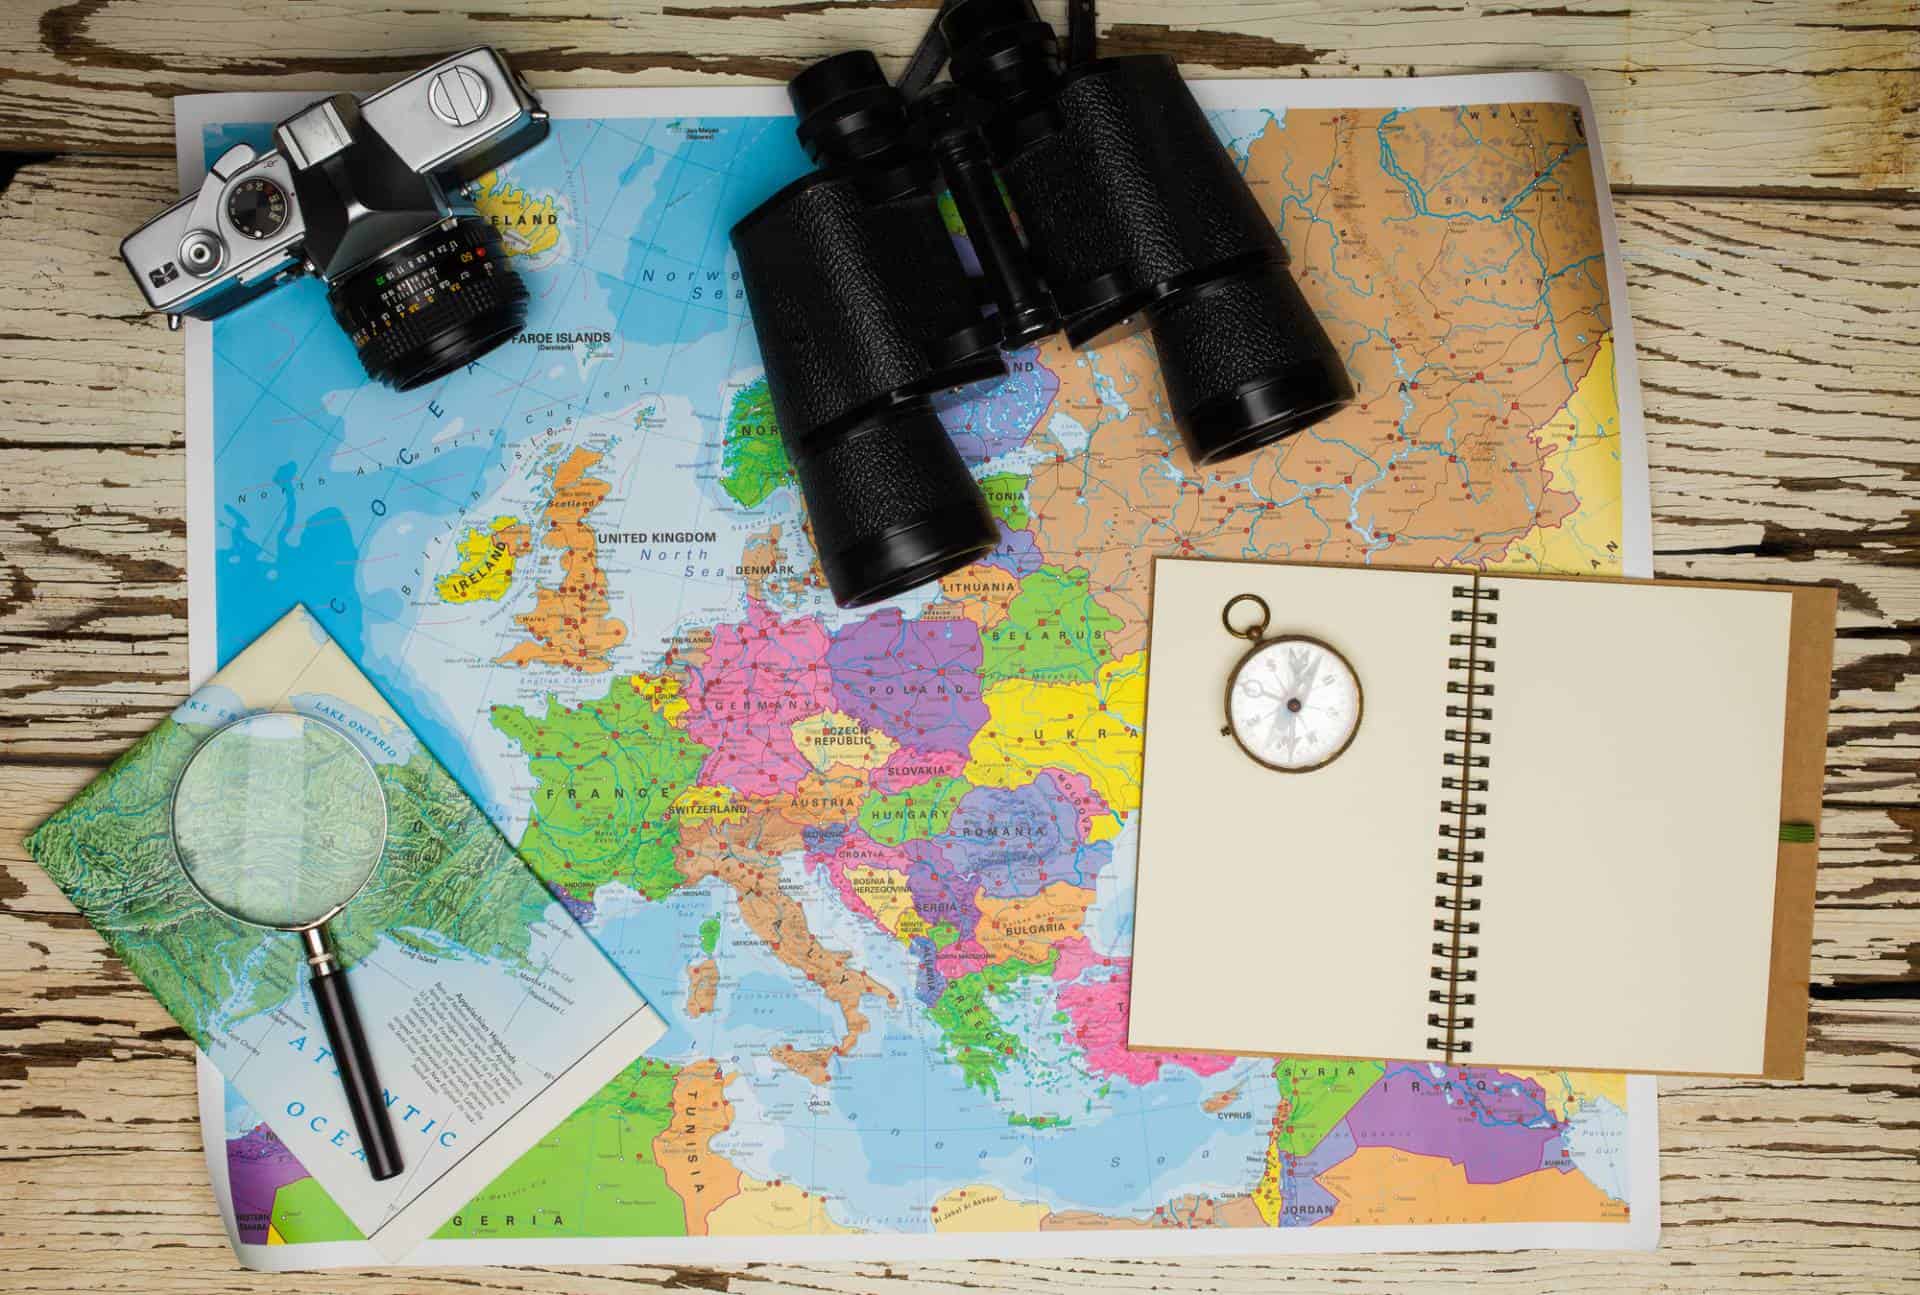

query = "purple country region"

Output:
[[226, 1123, 312, 1244], [937, 772, 1112, 898], [984, 524, 1044, 579], [903, 845, 984, 946], [550, 882, 597, 927], [826, 609, 989, 755], [1280, 1117, 1357, 1227], [803, 822, 848, 858], [1344, 1065, 1565, 1186], [1537, 1129, 1578, 1174], [909, 934, 947, 1007], [934, 344, 1061, 463]]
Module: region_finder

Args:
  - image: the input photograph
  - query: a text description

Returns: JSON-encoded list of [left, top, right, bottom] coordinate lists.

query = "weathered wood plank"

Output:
[[2, 6, 1918, 1287], [1, 1, 1917, 192]]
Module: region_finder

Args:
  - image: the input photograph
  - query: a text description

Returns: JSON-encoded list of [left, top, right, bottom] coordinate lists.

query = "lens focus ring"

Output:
[[327, 217, 530, 391]]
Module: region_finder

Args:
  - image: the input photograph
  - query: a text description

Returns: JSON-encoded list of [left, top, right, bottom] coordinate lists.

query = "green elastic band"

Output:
[[1779, 822, 1816, 844]]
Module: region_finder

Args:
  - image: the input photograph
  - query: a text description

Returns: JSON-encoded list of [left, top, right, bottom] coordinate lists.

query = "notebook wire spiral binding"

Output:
[[1430, 573, 1497, 1059]]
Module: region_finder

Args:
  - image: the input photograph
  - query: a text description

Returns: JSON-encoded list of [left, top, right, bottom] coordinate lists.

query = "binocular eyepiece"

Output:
[[732, 0, 1355, 607]]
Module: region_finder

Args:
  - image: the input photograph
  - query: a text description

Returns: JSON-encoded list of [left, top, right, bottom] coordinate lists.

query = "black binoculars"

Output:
[[732, 0, 1354, 607]]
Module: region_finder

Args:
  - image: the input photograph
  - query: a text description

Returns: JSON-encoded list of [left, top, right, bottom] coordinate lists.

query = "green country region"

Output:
[[435, 1056, 685, 1239], [928, 950, 1056, 1097], [718, 377, 794, 510], [979, 471, 1030, 531], [269, 1175, 362, 1244], [1273, 1056, 1387, 1157], [935, 175, 1015, 237], [491, 673, 712, 902], [856, 775, 971, 847], [699, 914, 722, 956], [936, 188, 967, 237], [1008, 1111, 1072, 1129], [980, 564, 1123, 684]]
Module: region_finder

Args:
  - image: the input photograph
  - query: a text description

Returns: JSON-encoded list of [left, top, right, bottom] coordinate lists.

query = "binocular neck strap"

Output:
[[1066, 0, 1097, 65], [896, 0, 1099, 99]]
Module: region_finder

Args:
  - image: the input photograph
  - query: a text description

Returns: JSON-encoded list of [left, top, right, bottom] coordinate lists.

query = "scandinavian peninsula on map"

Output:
[[199, 94, 1638, 1249]]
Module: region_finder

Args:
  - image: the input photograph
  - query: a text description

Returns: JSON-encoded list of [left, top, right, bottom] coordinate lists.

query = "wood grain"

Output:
[[1, 0, 1917, 1290], [0, 1, 1917, 190]]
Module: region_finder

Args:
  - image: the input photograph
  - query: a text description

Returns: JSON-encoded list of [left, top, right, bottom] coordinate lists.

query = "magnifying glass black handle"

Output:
[[309, 959, 404, 1182]]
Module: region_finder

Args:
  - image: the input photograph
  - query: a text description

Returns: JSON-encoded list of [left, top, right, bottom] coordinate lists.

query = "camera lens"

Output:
[[327, 216, 529, 391]]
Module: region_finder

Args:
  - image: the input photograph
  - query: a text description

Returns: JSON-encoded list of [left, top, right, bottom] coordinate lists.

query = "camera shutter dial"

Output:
[[427, 66, 491, 126], [226, 177, 289, 240]]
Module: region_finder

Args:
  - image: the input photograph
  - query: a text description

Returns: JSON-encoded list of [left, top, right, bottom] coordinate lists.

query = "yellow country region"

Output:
[[965, 651, 1145, 813], [929, 1185, 1051, 1232], [1250, 1128, 1284, 1225], [436, 515, 525, 603], [1490, 334, 1624, 576], [629, 673, 690, 724], [1508, 1069, 1630, 1120], [790, 709, 899, 773], [672, 784, 742, 825], [706, 1176, 857, 1235], [473, 170, 561, 257], [842, 865, 925, 944]]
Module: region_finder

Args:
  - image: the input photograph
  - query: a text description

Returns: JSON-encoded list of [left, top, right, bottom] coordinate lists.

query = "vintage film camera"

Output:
[[732, 0, 1355, 607], [122, 48, 549, 391]]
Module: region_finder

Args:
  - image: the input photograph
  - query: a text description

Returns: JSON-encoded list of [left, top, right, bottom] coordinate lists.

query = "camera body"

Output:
[[122, 48, 549, 390]]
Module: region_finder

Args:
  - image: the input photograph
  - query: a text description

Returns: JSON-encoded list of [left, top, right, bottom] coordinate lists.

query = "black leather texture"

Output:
[[792, 402, 986, 562], [1148, 260, 1350, 427], [1001, 54, 1281, 313], [732, 171, 986, 443]]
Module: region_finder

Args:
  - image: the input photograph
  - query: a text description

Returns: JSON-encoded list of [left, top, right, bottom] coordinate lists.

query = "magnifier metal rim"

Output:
[[168, 710, 390, 932]]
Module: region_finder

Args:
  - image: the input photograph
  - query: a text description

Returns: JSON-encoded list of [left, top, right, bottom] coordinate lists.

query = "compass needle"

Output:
[[1221, 604, 1363, 774]]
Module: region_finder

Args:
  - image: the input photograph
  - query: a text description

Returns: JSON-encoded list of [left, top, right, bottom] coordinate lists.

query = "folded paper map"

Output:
[[26, 607, 665, 1259]]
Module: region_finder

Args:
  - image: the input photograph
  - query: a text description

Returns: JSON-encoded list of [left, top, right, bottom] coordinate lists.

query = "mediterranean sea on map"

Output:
[[198, 94, 1638, 1248]]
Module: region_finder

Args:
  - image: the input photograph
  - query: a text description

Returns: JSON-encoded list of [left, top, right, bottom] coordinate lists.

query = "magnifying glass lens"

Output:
[[171, 712, 402, 1181], [173, 713, 386, 927]]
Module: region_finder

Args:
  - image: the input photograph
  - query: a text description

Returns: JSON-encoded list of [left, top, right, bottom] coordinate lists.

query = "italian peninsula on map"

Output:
[[198, 94, 1637, 1249]]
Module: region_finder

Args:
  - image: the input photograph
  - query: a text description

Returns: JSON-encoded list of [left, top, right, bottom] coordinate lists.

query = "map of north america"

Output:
[[203, 96, 1635, 1247]]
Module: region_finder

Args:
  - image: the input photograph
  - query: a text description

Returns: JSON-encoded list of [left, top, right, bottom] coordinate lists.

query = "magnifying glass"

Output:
[[171, 712, 405, 1182]]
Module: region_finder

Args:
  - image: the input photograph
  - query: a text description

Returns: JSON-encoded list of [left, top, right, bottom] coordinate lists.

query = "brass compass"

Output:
[[1219, 594, 1364, 773]]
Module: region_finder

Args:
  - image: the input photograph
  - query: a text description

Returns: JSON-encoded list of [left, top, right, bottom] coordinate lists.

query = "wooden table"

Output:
[[2, 2, 1915, 1290]]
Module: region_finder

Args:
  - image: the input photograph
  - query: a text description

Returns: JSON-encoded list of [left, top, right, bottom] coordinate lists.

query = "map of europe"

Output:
[[197, 87, 1641, 1253]]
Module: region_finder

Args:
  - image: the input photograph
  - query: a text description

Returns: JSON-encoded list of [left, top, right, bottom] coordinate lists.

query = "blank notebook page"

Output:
[[1471, 576, 1793, 1074], [1128, 560, 1458, 1062]]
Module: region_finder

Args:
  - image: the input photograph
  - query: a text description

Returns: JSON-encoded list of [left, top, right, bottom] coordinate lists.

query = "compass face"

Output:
[[1225, 636, 1363, 772]]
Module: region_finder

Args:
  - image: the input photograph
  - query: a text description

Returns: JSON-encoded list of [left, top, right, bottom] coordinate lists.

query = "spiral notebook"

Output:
[[1127, 557, 1834, 1078]]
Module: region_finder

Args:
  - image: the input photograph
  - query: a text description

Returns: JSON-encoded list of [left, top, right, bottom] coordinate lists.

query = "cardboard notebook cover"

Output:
[[1126, 558, 1834, 1080]]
